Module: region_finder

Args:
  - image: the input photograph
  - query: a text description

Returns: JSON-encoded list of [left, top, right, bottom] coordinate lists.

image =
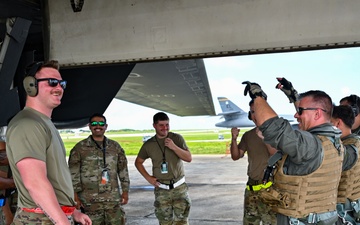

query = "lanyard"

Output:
[[90, 136, 107, 168], [155, 136, 166, 161]]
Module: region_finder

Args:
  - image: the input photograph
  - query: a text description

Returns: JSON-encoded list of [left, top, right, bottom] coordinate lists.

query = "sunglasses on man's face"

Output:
[[297, 107, 327, 116], [90, 121, 106, 127], [37, 78, 67, 90]]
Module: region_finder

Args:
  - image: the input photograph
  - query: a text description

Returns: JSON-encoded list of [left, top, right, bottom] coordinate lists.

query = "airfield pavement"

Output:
[[124, 154, 248, 225]]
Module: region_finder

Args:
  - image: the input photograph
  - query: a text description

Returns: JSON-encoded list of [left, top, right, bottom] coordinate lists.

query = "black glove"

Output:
[[242, 81, 267, 100], [275, 77, 299, 103]]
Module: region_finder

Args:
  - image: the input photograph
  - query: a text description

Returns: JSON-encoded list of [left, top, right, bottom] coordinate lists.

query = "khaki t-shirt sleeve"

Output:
[[238, 131, 249, 153], [8, 120, 48, 164], [137, 144, 149, 160]]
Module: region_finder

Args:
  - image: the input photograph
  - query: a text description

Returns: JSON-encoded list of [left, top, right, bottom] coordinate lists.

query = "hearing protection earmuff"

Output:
[[23, 62, 43, 97], [350, 95, 360, 117]]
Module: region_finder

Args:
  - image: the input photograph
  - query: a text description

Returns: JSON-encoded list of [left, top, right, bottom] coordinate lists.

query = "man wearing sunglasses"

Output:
[[68, 113, 130, 225], [331, 105, 360, 224], [242, 78, 343, 225], [6, 60, 91, 225]]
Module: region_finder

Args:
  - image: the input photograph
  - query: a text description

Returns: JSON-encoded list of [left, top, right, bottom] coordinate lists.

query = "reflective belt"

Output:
[[246, 181, 273, 191], [22, 206, 76, 216], [158, 177, 185, 190]]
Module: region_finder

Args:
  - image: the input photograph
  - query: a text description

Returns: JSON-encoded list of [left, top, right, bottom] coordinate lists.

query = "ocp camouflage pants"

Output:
[[11, 207, 74, 225], [154, 183, 191, 225], [83, 202, 125, 225], [243, 188, 277, 225]]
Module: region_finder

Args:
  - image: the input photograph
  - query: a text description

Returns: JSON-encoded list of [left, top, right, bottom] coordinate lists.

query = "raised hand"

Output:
[[275, 77, 299, 103], [242, 81, 267, 100]]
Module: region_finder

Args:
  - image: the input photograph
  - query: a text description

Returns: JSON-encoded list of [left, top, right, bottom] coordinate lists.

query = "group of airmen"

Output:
[[0, 59, 359, 225], [0, 60, 192, 225], [231, 77, 360, 225]]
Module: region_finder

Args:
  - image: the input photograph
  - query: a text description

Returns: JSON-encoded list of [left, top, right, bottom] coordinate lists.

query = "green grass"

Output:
[[61, 128, 250, 156]]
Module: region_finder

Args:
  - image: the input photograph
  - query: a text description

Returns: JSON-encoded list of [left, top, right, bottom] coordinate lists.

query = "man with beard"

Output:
[[68, 113, 129, 225], [135, 112, 192, 225]]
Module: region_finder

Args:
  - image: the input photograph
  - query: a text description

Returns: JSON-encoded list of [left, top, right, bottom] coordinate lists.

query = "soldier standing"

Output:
[[6, 60, 91, 225], [68, 113, 130, 225], [230, 100, 277, 225], [242, 78, 343, 224], [331, 105, 360, 224], [135, 112, 192, 225]]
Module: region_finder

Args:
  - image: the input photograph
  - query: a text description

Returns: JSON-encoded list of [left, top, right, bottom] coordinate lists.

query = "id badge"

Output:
[[160, 161, 168, 174], [101, 169, 110, 184]]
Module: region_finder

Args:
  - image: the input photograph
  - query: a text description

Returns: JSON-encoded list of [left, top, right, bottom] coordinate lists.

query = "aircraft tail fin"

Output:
[[217, 97, 246, 116]]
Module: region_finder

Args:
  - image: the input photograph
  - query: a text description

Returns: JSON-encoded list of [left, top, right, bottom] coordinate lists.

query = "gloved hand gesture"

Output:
[[242, 81, 267, 100], [275, 77, 299, 103]]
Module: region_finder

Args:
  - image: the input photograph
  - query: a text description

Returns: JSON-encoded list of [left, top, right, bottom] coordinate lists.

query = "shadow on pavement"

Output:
[[124, 155, 248, 225]]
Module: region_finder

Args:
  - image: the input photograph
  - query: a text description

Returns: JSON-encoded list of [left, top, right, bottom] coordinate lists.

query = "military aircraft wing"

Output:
[[116, 59, 215, 117], [0, 1, 216, 129]]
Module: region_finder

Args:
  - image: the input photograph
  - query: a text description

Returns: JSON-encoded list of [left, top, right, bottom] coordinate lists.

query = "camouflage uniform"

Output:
[[0, 128, 16, 225], [11, 208, 74, 225], [243, 183, 276, 225], [154, 183, 191, 224], [68, 135, 130, 225], [0, 171, 17, 225]]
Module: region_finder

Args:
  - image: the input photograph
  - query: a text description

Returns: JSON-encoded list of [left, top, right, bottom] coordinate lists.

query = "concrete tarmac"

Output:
[[124, 154, 248, 224]]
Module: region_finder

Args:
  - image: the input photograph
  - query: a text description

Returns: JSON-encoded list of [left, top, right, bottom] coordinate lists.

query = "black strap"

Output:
[[155, 136, 166, 162], [268, 151, 283, 167], [90, 136, 107, 168]]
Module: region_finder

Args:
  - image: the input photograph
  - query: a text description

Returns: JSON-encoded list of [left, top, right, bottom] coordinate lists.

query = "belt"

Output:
[[22, 206, 76, 216], [246, 181, 272, 191], [158, 177, 185, 190], [290, 210, 338, 224]]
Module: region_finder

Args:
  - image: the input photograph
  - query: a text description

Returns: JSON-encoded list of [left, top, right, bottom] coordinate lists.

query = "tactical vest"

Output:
[[270, 135, 343, 218], [337, 136, 360, 203]]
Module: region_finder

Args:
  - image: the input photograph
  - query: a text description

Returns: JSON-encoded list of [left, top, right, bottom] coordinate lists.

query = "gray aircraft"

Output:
[[215, 97, 296, 128], [0, 1, 357, 130]]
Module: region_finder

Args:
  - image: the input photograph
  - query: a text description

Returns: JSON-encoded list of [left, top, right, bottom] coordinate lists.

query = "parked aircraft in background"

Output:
[[1, 1, 358, 129], [215, 97, 296, 128]]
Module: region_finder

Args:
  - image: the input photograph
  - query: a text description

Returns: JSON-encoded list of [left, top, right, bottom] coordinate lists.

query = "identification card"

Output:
[[160, 161, 168, 174], [101, 169, 110, 184]]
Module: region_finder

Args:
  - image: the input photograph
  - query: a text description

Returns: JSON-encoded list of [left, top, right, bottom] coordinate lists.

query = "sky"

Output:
[[101, 47, 360, 131]]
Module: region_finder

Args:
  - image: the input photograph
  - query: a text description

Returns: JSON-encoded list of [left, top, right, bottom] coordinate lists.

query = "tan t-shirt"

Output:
[[238, 128, 271, 181], [6, 107, 75, 207], [137, 132, 188, 181]]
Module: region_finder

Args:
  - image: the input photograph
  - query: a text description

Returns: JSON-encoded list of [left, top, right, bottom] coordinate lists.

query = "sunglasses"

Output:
[[37, 78, 67, 89], [90, 121, 106, 126], [297, 107, 327, 115]]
